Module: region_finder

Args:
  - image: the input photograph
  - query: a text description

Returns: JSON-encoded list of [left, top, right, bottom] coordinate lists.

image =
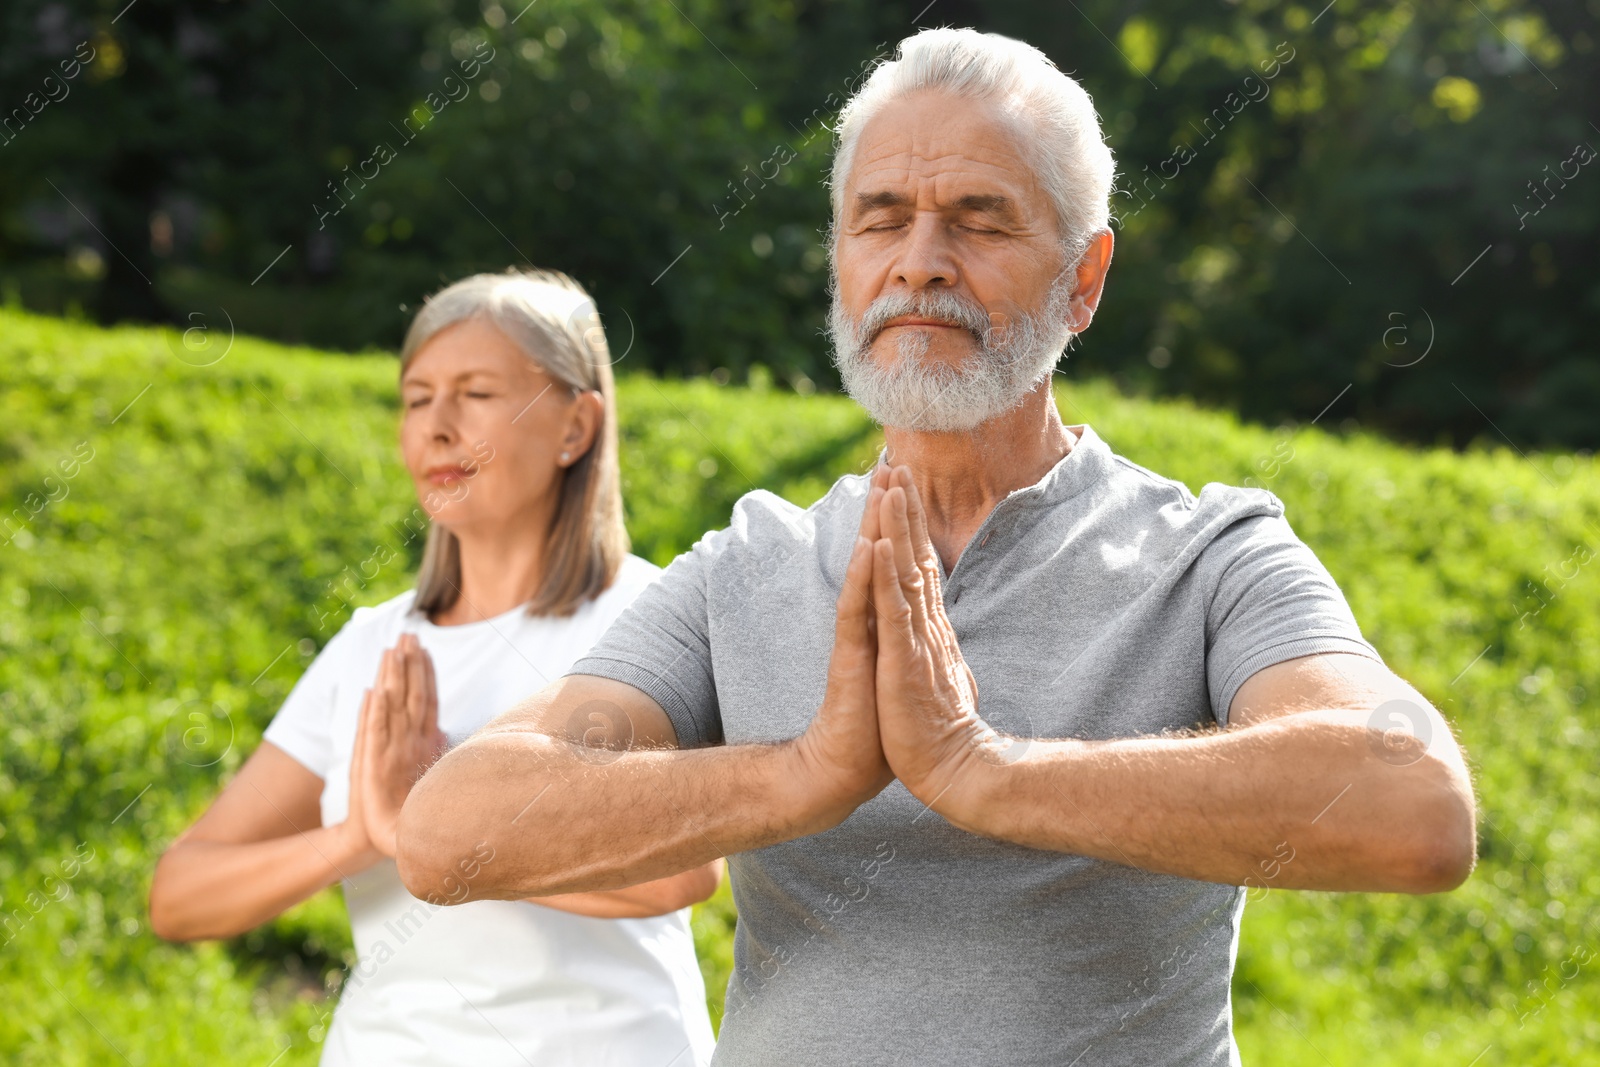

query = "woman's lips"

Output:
[[425, 467, 471, 485]]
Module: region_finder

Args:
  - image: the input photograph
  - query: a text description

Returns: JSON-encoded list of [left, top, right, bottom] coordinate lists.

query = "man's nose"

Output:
[[891, 212, 959, 291]]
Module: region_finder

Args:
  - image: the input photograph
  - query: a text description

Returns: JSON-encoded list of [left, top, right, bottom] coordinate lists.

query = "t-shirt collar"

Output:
[[869, 422, 1111, 510]]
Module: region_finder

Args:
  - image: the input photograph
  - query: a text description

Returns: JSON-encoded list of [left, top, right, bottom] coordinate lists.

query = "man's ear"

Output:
[[1066, 229, 1114, 335], [558, 390, 604, 466]]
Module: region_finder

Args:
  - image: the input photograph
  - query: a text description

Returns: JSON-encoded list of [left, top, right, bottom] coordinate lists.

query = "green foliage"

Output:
[[2, 309, 1598, 1062], [2, 1, 1595, 446]]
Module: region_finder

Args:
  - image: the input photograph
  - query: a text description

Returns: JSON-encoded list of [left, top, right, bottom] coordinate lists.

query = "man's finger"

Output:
[[834, 535, 875, 649], [879, 484, 929, 636], [871, 538, 914, 651], [898, 466, 943, 594], [894, 467, 963, 661], [856, 464, 891, 543], [845, 470, 889, 614]]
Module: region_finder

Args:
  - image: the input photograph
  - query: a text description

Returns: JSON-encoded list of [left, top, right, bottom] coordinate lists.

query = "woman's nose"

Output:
[[424, 396, 461, 442]]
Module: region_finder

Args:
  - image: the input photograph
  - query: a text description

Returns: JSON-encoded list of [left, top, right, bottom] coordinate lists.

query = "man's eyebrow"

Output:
[[949, 193, 1019, 220], [851, 190, 1021, 221], [852, 190, 914, 214]]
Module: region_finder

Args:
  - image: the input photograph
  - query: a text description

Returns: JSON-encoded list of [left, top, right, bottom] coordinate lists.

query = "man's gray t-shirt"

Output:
[[570, 424, 1382, 1066]]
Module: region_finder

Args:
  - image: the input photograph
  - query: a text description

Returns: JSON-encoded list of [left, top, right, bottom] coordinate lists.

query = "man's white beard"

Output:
[[828, 274, 1077, 432]]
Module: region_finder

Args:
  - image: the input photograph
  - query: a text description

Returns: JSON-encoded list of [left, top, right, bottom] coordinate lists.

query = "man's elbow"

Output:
[[637, 860, 725, 915], [679, 859, 725, 908], [393, 835, 438, 903], [1394, 776, 1477, 894], [395, 775, 470, 902], [1404, 820, 1475, 894]]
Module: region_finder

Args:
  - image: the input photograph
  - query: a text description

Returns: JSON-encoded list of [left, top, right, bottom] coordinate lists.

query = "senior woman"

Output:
[[149, 269, 719, 1066]]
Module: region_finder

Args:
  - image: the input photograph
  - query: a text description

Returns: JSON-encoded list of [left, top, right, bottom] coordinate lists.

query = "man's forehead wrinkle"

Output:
[[848, 154, 1034, 201], [847, 168, 1048, 234], [852, 136, 1026, 176], [849, 140, 1043, 199], [842, 99, 1057, 234]]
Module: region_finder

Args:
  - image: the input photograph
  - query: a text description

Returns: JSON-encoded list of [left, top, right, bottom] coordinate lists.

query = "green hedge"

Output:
[[1, 308, 1596, 1063]]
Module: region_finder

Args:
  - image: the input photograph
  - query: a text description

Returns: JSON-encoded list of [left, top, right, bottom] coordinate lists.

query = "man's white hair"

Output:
[[828, 27, 1116, 261]]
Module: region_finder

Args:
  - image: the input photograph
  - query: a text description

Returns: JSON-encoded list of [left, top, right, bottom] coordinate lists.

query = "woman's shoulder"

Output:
[[574, 554, 660, 626], [610, 552, 663, 594], [322, 588, 420, 653]]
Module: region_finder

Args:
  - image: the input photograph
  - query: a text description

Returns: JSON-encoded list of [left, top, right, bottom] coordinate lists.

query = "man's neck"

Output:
[[881, 379, 1077, 574]]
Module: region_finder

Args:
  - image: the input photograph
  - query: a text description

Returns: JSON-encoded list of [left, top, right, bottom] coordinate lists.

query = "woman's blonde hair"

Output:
[[398, 268, 627, 619]]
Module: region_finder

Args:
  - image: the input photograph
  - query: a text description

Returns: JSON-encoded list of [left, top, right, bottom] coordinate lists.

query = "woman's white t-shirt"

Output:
[[263, 554, 715, 1067]]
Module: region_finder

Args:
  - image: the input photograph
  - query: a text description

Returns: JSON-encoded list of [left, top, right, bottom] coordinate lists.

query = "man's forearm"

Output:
[[529, 861, 723, 919], [938, 711, 1475, 894], [396, 732, 823, 902]]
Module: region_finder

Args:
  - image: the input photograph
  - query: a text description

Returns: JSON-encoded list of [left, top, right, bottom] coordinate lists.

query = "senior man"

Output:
[[398, 27, 1475, 1065]]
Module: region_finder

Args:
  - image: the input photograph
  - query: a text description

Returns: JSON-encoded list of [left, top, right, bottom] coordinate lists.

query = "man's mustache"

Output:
[[856, 291, 997, 346]]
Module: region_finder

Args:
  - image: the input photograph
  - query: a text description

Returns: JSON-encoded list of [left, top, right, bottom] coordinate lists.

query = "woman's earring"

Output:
[[560, 451, 571, 463]]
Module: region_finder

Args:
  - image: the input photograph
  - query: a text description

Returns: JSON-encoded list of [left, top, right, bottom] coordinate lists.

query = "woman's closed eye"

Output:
[[408, 392, 495, 407]]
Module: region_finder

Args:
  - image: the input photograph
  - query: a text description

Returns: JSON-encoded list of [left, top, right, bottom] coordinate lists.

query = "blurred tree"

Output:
[[0, 0, 1595, 448], [0, 0, 443, 325]]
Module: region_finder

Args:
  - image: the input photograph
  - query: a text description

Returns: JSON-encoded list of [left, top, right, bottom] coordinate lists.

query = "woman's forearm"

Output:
[[150, 824, 381, 941]]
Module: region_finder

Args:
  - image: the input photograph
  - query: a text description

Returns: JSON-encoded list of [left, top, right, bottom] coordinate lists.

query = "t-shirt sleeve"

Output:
[[1202, 511, 1384, 726], [567, 538, 723, 748], [261, 621, 362, 778]]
